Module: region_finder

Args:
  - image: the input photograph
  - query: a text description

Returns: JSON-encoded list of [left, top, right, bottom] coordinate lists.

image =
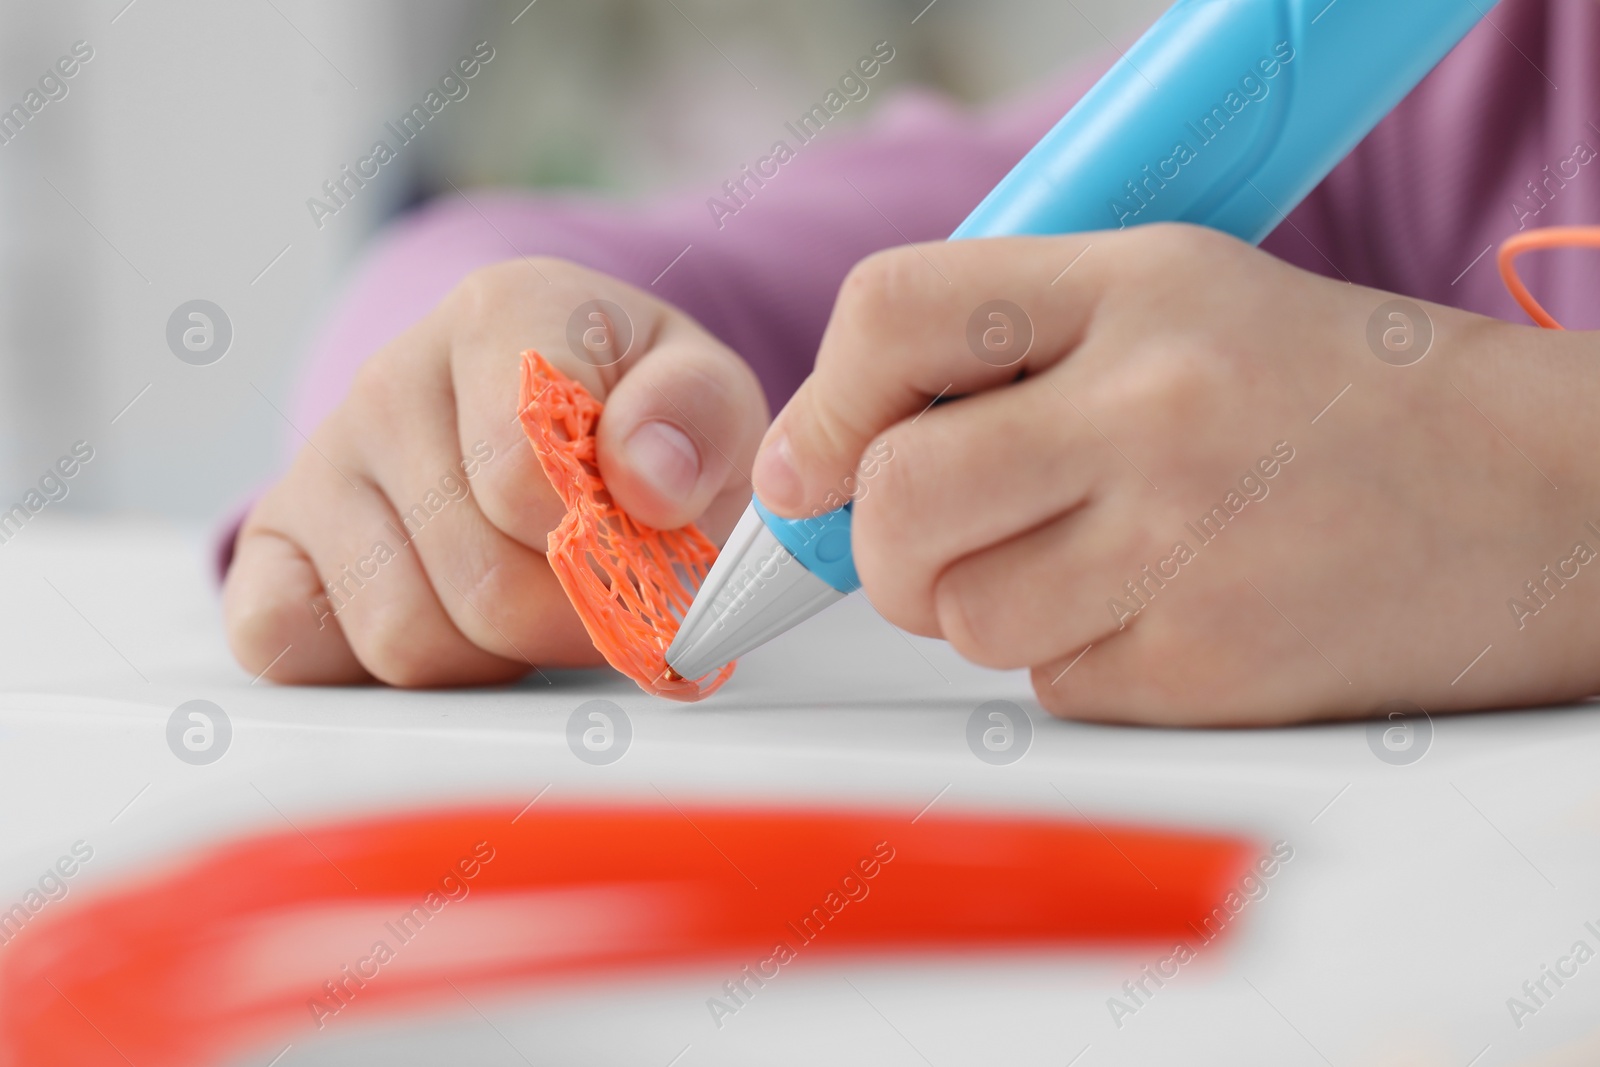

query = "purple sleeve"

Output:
[[286, 75, 1107, 438], [1259, 0, 1597, 328]]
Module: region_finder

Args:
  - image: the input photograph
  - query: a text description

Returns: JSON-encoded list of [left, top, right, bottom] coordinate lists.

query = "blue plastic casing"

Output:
[[752, 496, 861, 593], [756, 0, 1494, 584]]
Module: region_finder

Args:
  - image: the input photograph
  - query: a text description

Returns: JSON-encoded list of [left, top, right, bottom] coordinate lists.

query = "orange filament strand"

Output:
[[1497, 225, 1600, 330]]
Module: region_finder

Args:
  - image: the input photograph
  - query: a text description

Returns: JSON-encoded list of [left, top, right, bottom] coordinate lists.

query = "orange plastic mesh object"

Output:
[[517, 350, 734, 701]]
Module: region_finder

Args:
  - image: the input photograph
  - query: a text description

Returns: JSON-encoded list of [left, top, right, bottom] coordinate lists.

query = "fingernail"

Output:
[[625, 420, 701, 506], [753, 431, 802, 512]]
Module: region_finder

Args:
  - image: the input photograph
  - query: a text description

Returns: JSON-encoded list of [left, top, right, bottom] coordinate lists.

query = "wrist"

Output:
[[1457, 319, 1600, 498]]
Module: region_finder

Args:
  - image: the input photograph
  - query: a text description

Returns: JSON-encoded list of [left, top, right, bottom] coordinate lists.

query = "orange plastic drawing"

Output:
[[517, 350, 733, 700]]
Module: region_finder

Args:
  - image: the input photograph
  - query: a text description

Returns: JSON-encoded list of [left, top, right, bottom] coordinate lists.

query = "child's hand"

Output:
[[225, 260, 767, 686], [754, 225, 1600, 725]]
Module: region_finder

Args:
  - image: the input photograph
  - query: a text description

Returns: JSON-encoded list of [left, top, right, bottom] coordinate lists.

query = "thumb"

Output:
[[594, 318, 767, 531], [749, 370, 893, 520], [748, 236, 1106, 519]]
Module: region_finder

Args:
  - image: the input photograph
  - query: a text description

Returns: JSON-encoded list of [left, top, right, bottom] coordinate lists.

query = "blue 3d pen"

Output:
[[666, 0, 1494, 682]]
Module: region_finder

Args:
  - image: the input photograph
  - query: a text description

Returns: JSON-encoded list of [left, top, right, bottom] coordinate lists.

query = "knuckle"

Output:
[[856, 564, 937, 640], [350, 604, 445, 688], [1150, 343, 1235, 419], [859, 424, 927, 526], [448, 265, 508, 322], [472, 442, 564, 544], [1080, 338, 1230, 435], [845, 432, 897, 508], [1030, 665, 1080, 719], [781, 388, 868, 505], [466, 454, 520, 521], [813, 406, 870, 493], [452, 562, 523, 644], [1030, 658, 1122, 722], [637, 357, 740, 438], [344, 349, 411, 431], [1125, 221, 1238, 265], [933, 569, 1011, 669], [222, 585, 295, 674], [851, 533, 926, 635], [834, 246, 942, 345], [1105, 224, 1248, 305], [451, 258, 564, 317]]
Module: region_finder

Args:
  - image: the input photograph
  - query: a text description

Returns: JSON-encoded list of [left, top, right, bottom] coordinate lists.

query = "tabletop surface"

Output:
[[2, 518, 1599, 1067]]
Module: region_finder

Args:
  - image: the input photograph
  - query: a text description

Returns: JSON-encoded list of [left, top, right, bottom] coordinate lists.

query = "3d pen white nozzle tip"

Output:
[[666, 502, 845, 681]]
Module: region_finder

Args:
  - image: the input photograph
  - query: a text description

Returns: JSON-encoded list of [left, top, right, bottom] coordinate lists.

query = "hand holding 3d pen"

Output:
[[737, 225, 1600, 723]]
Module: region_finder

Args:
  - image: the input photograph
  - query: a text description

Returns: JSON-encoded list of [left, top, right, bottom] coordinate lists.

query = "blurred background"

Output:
[[0, 0, 1167, 527]]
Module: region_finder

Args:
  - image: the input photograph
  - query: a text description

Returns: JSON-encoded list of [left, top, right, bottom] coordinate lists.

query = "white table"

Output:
[[2, 519, 1598, 1066]]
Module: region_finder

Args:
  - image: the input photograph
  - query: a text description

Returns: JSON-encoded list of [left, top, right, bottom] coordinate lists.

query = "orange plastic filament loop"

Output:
[[517, 350, 734, 700], [1497, 226, 1600, 330]]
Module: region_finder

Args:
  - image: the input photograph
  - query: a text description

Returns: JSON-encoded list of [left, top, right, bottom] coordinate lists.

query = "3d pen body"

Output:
[[665, 0, 1494, 683]]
